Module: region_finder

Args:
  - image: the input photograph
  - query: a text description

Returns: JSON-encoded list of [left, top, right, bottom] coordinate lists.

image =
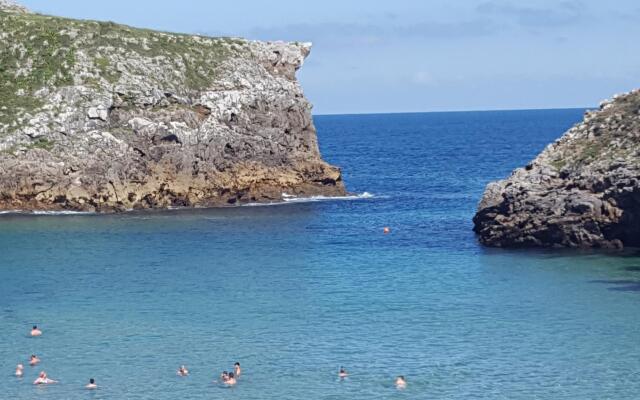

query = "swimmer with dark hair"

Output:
[[177, 365, 189, 376], [226, 372, 237, 386], [30, 325, 42, 337]]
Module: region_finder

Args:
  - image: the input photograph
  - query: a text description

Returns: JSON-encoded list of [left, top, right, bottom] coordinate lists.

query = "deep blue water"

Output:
[[1, 109, 640, 399]]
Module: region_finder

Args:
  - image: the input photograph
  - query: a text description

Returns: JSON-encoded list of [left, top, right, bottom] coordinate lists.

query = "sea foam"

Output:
[[243, 192, 375, 207], [0, 210, 95, 216]]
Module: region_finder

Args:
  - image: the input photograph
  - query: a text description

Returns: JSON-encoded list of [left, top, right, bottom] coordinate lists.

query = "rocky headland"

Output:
[[0, 1, 344, 212], [474, 89, 640, 249]]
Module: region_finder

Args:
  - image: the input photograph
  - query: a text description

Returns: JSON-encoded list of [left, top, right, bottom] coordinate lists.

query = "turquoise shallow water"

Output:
[[1, 110, 640, 399]]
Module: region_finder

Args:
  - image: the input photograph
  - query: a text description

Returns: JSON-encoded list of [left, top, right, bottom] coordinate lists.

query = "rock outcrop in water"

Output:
[[474, 89, 640, 249], [0, 2, 344, 212]]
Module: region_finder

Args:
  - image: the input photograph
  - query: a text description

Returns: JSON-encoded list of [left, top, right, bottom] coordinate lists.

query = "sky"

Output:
[[20, 0, 640, 115]]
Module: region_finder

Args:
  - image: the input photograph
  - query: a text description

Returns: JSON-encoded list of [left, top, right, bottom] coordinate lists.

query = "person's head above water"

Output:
[[234, 362, 240, 367], [33, 325, 37, 330], [225, 372, 237, 385], [85, 378, 97, 389]]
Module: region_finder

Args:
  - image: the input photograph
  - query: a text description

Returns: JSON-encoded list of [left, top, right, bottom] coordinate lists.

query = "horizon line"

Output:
[[314, 106, 593, 117]]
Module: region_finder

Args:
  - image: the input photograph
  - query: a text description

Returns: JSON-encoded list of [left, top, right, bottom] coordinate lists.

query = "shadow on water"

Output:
[[589, 279, 640, 292], [478, 245, 640, 259], [480, 246, 640, 293], [0, 202, 325, 231]]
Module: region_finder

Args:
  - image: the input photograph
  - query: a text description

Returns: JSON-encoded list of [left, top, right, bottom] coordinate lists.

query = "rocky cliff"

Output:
[[0, 2, 344, 212], [474, 90, 640, 249]]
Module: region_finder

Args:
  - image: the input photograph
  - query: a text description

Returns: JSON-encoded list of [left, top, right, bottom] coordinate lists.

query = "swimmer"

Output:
[[85, 378, 97, 390], [226, 372, 237, 386], [383, 227, 391, 234], [339, 366, 348, 378], [29, 355, 41, 366], [15, 364, 24, 377], [234, 362, 241, 378], [395, 375, 406, 389], [30, 325, 42, 337], [177, 365, 189, 376], [220, 371, 229, 383], [33, 371, 57, 385]]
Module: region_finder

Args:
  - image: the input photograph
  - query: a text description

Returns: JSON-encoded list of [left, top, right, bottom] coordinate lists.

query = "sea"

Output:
[[1, 109, 639, 399]]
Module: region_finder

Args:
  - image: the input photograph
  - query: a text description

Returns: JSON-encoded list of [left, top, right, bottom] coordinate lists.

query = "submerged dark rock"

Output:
[[474, 89, 640, 249], [0, 2, 344, 212]]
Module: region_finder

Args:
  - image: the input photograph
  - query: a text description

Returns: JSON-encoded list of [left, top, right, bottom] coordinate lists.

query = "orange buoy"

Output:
[[383, 227, 390, 234]]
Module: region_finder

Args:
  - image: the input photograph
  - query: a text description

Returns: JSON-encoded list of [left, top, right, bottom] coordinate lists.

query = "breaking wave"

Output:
[[243, 192, 375, 207]]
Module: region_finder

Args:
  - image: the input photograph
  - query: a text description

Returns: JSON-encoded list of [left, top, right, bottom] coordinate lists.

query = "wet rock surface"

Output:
[[474, 90, 640, 249]]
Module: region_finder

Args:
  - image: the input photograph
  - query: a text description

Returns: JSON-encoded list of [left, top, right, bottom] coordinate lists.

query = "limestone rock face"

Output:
[[473, 90, 640, 249], [0, 0, 29, 13], [0, 6, 345, 212]]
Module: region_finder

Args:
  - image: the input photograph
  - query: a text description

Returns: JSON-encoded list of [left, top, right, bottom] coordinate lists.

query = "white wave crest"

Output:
[[243, 192, 375, 207], [0, 210, 95, 216], [32, 210, 95, 215], [0, 192, 377, 214], [282, 192, 374, 203]]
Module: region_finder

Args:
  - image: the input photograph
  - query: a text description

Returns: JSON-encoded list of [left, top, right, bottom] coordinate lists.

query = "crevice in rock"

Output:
[[108, 180, 120, 203], [160, 134, 181, 144]]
